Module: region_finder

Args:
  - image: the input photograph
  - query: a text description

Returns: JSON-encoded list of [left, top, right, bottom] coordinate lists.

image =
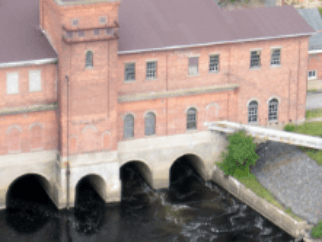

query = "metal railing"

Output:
[[204, 120, 322, 150]]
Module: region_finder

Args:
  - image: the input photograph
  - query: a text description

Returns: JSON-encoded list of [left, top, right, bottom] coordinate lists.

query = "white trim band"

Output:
[[308, 49, 322, 54], [0, 58, 58, 69]]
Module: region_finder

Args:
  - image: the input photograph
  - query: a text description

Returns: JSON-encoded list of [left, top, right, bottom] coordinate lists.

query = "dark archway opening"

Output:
[[120, 161, 154, 206], [5, 174, 56, 234], [169, 154, 211, 203], [74, 175, 106, 235]]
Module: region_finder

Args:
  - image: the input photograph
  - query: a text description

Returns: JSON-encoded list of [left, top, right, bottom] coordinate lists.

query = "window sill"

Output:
[[248, 122, 259, 125], [185, 128, 198, 133], [249, 67, 261, 70], [208, 71, 219, 74], [144, 134, 156, 138], [123, 136, 135, 140], [308, 77, 317, 81], [124, 80, 136, 83], [29, 90, 42, 93], [187, 74, 200, 77], [267, 120, 278, 124], [270, 65, 281, 69], [145, 78, 157, 81], [85, 67, 94, 70]]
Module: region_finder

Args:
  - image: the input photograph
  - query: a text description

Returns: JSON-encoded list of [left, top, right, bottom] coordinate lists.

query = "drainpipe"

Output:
[[65, 75, 70, 210]]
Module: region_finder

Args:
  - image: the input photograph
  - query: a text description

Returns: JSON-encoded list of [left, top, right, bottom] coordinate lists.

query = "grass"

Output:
[[306, 108, 322, 119], [216, 162, 303, 221], [312, 221, 322, 238]]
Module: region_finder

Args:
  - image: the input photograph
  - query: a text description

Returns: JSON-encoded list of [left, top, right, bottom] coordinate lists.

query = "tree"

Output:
[[218, 129, 259, 177]]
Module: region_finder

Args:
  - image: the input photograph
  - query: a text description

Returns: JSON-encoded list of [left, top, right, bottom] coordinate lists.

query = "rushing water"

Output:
[[0, 160, 295, 242]]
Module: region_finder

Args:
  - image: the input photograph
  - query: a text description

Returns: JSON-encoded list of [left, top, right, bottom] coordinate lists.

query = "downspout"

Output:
[[166, 52, 168, 136], [296, 40, 300, 122], [288, 69, 291, 122]]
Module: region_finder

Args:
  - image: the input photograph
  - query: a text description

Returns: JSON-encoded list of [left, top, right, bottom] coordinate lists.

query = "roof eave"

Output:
[[0, 58, 58, 69], [118, 32, 315, 55]]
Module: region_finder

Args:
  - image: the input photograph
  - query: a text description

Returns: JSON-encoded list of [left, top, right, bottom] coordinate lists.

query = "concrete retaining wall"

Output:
[[211, 165, 313, 239]]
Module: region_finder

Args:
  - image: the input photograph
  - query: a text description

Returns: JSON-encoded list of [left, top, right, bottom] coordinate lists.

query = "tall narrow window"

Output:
[[85, 51, 93, 68], [29, 70, 41, 92], [125, 63, 135, 81], [308, 70, 316, 80], [188, 57, 199, 76], [145, 112, 156, 136], [268, 99, 278, 121], [6, 72, 19, 94], [187, 108, 197, 130], [248, 101, 258, 123], [250, 50, 261, 68], [271, 49, 281, 66], [209, 55, 219, 72], [146, 61, 157, 79], [124, 114, 134, 138]]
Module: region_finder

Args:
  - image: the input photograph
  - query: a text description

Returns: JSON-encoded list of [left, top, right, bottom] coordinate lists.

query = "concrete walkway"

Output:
[[251, 141, 322, 225], [306, 91, 322, 110]]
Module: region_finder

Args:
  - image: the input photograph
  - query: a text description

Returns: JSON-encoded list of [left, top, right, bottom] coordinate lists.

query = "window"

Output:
[[105, 28, 114, 36], [271, 49, 281, 66], [188, 57, 199, 76], [146, 61, 157, 79], [268, 99, 278, 121], [6, 72, 19, 94], [248, 101, 258, 123], [66, 31, 73, 39], [29, 70, 41, 92], [125, 63, 135, 81], [78, 31, 85, 37], [72, 19, 79, 26], [93, 29, 100, 36], [308, 70, 316, 80], [85, 51, 93, 68], [99, 16, 107, 24], [145, 112, 156, 136], [187, 108, 197, 130], [124, 114, 134, 138], [209, 55, 219, 72], [250, 50, 261, 68]]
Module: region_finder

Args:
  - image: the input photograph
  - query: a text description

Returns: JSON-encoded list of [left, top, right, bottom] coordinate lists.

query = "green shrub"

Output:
[[218, 129, 259, 177], [312, 221, 322, 238], [284, 123, 295, 132]]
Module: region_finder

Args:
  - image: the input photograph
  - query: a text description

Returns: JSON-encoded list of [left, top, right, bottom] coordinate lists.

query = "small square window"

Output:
[[7, 72, 19, 94], [125, 63, 135, 81], [250, 50, 261, 68], [66, 31, 73, 39], [93, 29, 100, 36], [78, 31, 85, 37], [29, 70, 42, 92], [209, 55, 219, 72], [72, 19, 79, 26], [189, 57, 199, 76], [146, 61, 157, 79], [308, 70, 317, 80], [271, 49, 281, 66], [105, 28, 114, 36], [99, 16, 107, 24]]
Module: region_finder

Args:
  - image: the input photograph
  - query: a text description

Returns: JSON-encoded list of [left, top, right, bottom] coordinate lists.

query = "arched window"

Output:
[[145, 112, 155, 136], [85, 51, 93, 68], [268, 98, 278, 121], [187, 108, 197, 130], [124, 114, 134, 138], [248, 101, 258, 123]]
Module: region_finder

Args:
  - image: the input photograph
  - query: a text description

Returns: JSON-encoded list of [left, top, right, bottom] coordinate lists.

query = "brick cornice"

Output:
[[0, 102, 58, 116], [118, 83, 239, 103]]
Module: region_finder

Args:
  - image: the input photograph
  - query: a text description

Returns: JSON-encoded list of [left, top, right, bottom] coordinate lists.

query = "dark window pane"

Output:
[[187, 108, 197, 130], [125, 63, 135, 81], [124, 114, 134, 138], [145, 113, 155, 136]]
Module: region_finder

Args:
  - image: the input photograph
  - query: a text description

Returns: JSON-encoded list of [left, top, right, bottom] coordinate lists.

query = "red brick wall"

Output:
[[308, 52, 322, 80], [0, 110, 58, 155], [0, 63, 57, 109]]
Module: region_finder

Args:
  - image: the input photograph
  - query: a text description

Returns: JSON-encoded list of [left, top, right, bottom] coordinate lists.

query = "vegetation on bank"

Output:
[[284, 122, 322, 165], [216, 129, 303, 221], [312, 221, 322, 239], [305, 108, 322, 119], [318, 7, 322, 17]]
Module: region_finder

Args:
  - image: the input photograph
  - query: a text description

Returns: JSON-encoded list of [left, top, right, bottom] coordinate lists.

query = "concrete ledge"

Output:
[[0, 102, 58, 116], [118, 83, 239, 103], [211, 165, 312, 238]]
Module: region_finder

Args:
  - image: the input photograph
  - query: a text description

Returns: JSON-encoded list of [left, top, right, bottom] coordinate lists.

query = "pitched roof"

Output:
[[297, 8, 322, 51], [118, 0, 314, 53], [0, 0, 57, 65]]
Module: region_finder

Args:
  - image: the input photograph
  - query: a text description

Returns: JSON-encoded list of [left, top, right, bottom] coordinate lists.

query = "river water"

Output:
[[0, 160, 294, 242]]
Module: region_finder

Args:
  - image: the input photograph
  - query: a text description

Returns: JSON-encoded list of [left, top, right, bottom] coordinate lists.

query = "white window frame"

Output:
[[209, 54, 220, 73], [29, 70, 42, 92], [250, 50, 261, 68], [146, 61, 157, 79], [308, 70, 317, 80], [271, 48, 281, 66], [6, 72, 19, 95]]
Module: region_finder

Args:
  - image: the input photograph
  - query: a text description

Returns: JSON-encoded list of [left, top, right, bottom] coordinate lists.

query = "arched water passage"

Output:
[[120, 161, 154, 205], [5, 174, 56, 234], [74, 175, 106, 235], [169, 154, 212, 203]]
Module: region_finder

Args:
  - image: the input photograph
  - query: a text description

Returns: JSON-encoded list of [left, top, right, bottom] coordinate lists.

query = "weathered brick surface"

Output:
[[0, 0, 310, 158], [308, 52, 322, 80]]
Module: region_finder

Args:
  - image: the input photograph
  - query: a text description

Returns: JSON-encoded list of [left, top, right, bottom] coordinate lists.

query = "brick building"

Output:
[[0, 0, 314, 160]]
